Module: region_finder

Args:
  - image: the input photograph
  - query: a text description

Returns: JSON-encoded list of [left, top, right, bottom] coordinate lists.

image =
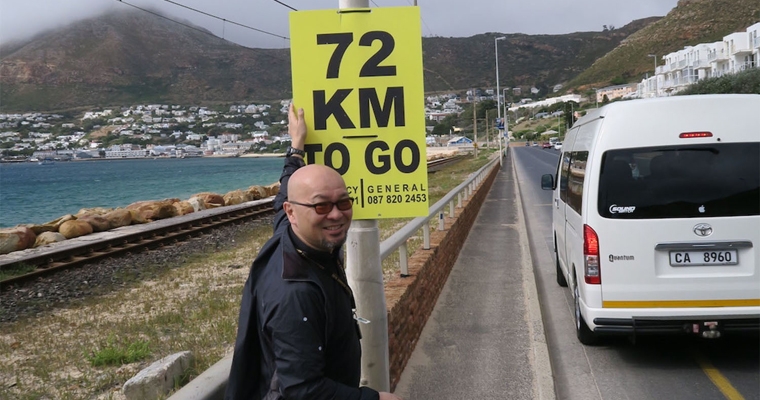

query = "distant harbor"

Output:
[[0, 157, 283, 228], [1, 152, 284, 164]]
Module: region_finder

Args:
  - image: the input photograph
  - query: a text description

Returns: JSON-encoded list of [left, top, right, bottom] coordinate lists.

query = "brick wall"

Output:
[[384, 162, 500, 391]]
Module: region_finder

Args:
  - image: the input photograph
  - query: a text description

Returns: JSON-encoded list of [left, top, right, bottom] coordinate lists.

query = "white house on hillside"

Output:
[[637, 22, 759, 98]]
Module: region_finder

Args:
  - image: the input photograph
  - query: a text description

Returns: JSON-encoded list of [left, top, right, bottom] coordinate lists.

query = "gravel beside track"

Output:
[[0, 220, 266, 324]]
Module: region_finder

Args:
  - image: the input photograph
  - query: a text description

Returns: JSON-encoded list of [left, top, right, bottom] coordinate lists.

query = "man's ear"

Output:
[[283, 202, 297, 225]]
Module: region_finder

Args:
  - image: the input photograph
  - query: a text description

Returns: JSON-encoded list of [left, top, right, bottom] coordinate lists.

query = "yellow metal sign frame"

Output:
[[290, 7, 428, 219]]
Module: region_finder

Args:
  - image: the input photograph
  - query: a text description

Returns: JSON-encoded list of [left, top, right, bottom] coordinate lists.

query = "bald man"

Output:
[[226, 105, 402, 400]]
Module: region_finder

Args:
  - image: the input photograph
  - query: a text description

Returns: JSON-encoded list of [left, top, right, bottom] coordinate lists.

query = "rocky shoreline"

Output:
[[0, 183, 279, 256], [2, 149, 460, 257]]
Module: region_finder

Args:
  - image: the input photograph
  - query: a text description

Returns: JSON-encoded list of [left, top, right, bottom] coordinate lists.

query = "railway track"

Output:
[[0, 154, 467, 289], [0, 201, 275, 289], [427, 154, 466, 172]]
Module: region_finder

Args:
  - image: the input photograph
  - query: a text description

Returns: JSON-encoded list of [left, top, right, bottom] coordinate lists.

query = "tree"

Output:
[[610, 76, 627, 85], [563, 101, 579, 128]]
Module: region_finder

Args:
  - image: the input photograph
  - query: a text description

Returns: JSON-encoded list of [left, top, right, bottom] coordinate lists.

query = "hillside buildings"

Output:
[[637, 22, 759, 98], [590, 23, 759, 102], [0, 102, 288, 161]]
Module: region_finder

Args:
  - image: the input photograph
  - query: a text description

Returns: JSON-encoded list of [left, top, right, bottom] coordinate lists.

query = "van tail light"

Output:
[[584, 224, 601, 284], [679, 132, 713, 139]]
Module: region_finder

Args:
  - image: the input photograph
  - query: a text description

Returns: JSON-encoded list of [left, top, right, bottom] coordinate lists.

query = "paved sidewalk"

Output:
[[394, 149, 554, 400]]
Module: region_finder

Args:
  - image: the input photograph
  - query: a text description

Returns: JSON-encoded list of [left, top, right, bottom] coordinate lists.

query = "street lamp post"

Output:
[[495, 36, 506, 162], [502, 88, 509, 140], [648, 54, 658, 97]]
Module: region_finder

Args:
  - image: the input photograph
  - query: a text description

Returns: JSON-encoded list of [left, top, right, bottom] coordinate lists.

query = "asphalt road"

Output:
[[512, 144, 760, 400]]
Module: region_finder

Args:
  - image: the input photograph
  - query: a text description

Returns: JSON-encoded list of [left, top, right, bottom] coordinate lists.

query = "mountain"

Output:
[[0, 10, 291, 111], [0, 9, 656, 111], [566, 0, 760, 92], [421, 18, 658, 94], [3, 0, 756, 112]]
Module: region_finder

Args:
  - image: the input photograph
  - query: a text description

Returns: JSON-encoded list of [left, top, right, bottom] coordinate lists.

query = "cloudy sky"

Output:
[[0, 0, 680, 49]]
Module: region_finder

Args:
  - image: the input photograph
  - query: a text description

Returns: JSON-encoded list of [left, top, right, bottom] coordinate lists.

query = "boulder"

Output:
[[265, 182, 280, 197], [77, 213, 111, 232], [172, 200, 195, 216], [122, 351, 194, 400], [128, 209, 149, 225], [224, 190, 248, 206], [187, 197, 206, 212], [0, 226, 37, 255], [59, 220, 93, 239], [34, 231, 67, 247], [191, 192, 224, 208], [76, 207, 112, 216], [26, 214, 76, 235], [126, 199, 179, 221], [246, 185, 268, 200], [104, 209, 132, 229]]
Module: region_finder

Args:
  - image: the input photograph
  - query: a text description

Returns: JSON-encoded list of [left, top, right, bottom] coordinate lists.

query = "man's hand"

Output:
[[379, 392, 403, 400], [288, 103, 307, 151]]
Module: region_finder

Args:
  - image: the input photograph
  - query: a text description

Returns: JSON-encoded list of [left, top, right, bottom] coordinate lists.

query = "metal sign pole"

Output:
[[338, 0, 391, 392]]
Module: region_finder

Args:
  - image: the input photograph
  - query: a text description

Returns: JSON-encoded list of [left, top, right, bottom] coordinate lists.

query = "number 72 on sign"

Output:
[[290, 7, 428, 219]]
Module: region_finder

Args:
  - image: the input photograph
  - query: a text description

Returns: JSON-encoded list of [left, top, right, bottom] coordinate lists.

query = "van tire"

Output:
[[574, 282, 598, 345], [556, 253, 568, 287]]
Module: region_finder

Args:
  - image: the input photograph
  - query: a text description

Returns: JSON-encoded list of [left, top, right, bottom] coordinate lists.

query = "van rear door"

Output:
[[593, 142, 760, 307]]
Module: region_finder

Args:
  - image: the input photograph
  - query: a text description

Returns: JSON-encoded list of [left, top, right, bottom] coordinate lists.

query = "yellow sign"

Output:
[[290, 7, 428, 219]]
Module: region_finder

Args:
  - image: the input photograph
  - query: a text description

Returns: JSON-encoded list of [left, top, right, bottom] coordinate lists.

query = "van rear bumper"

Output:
[[593, 316, 760, 335]]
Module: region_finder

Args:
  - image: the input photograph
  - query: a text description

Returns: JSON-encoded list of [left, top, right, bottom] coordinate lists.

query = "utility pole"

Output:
[[494, 36, 506, 162], [648, 54, 658, 98], [570, 102, 574, 129], [485, 109, 490, 148], [473, 95, 478, 157], [502, 88, 508, 163], [339, 0, 390, 394]]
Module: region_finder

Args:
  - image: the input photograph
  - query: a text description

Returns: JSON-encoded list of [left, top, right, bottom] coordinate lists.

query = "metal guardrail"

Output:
[[380, 156, 500, 276], [167, 152, 503, 400]]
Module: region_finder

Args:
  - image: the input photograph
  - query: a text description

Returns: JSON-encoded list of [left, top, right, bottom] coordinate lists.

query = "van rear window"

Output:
[[598, 143, 759, 219]]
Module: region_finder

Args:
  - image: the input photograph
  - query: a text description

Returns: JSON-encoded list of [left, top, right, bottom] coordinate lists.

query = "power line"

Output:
[[272, 0, 297, 11], [396, 0, 435, 37], [116, 0, 221, 38], [161, 0, 288, 40], [114, 0, 290, 63]]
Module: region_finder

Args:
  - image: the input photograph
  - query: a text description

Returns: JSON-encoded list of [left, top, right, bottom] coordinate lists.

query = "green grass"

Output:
[[87, 336, 152, 367], [378, 150, 496, 275], [0, 263, 36, 281]]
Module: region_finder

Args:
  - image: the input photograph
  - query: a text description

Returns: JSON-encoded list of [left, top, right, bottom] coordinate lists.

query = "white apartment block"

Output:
[[638, 22, 759, 98], [105, 149, 148, 158]]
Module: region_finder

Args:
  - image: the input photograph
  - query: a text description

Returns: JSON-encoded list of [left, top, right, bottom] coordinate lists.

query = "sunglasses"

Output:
[[288, 198, 354, 215]]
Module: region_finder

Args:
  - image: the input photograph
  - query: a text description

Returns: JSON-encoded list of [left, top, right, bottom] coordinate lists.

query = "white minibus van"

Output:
[[541, 94, 760, 344]]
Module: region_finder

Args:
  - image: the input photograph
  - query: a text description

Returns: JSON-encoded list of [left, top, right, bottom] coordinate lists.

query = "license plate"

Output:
[[669, 250, 738, 266]]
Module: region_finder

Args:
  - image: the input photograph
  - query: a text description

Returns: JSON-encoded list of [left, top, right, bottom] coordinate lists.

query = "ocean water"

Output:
[[0, 157, 284, 228]]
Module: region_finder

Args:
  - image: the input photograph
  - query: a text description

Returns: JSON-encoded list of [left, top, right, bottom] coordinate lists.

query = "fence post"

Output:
[[399, 241, 409, 277], [423, 220, 430, 250]]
